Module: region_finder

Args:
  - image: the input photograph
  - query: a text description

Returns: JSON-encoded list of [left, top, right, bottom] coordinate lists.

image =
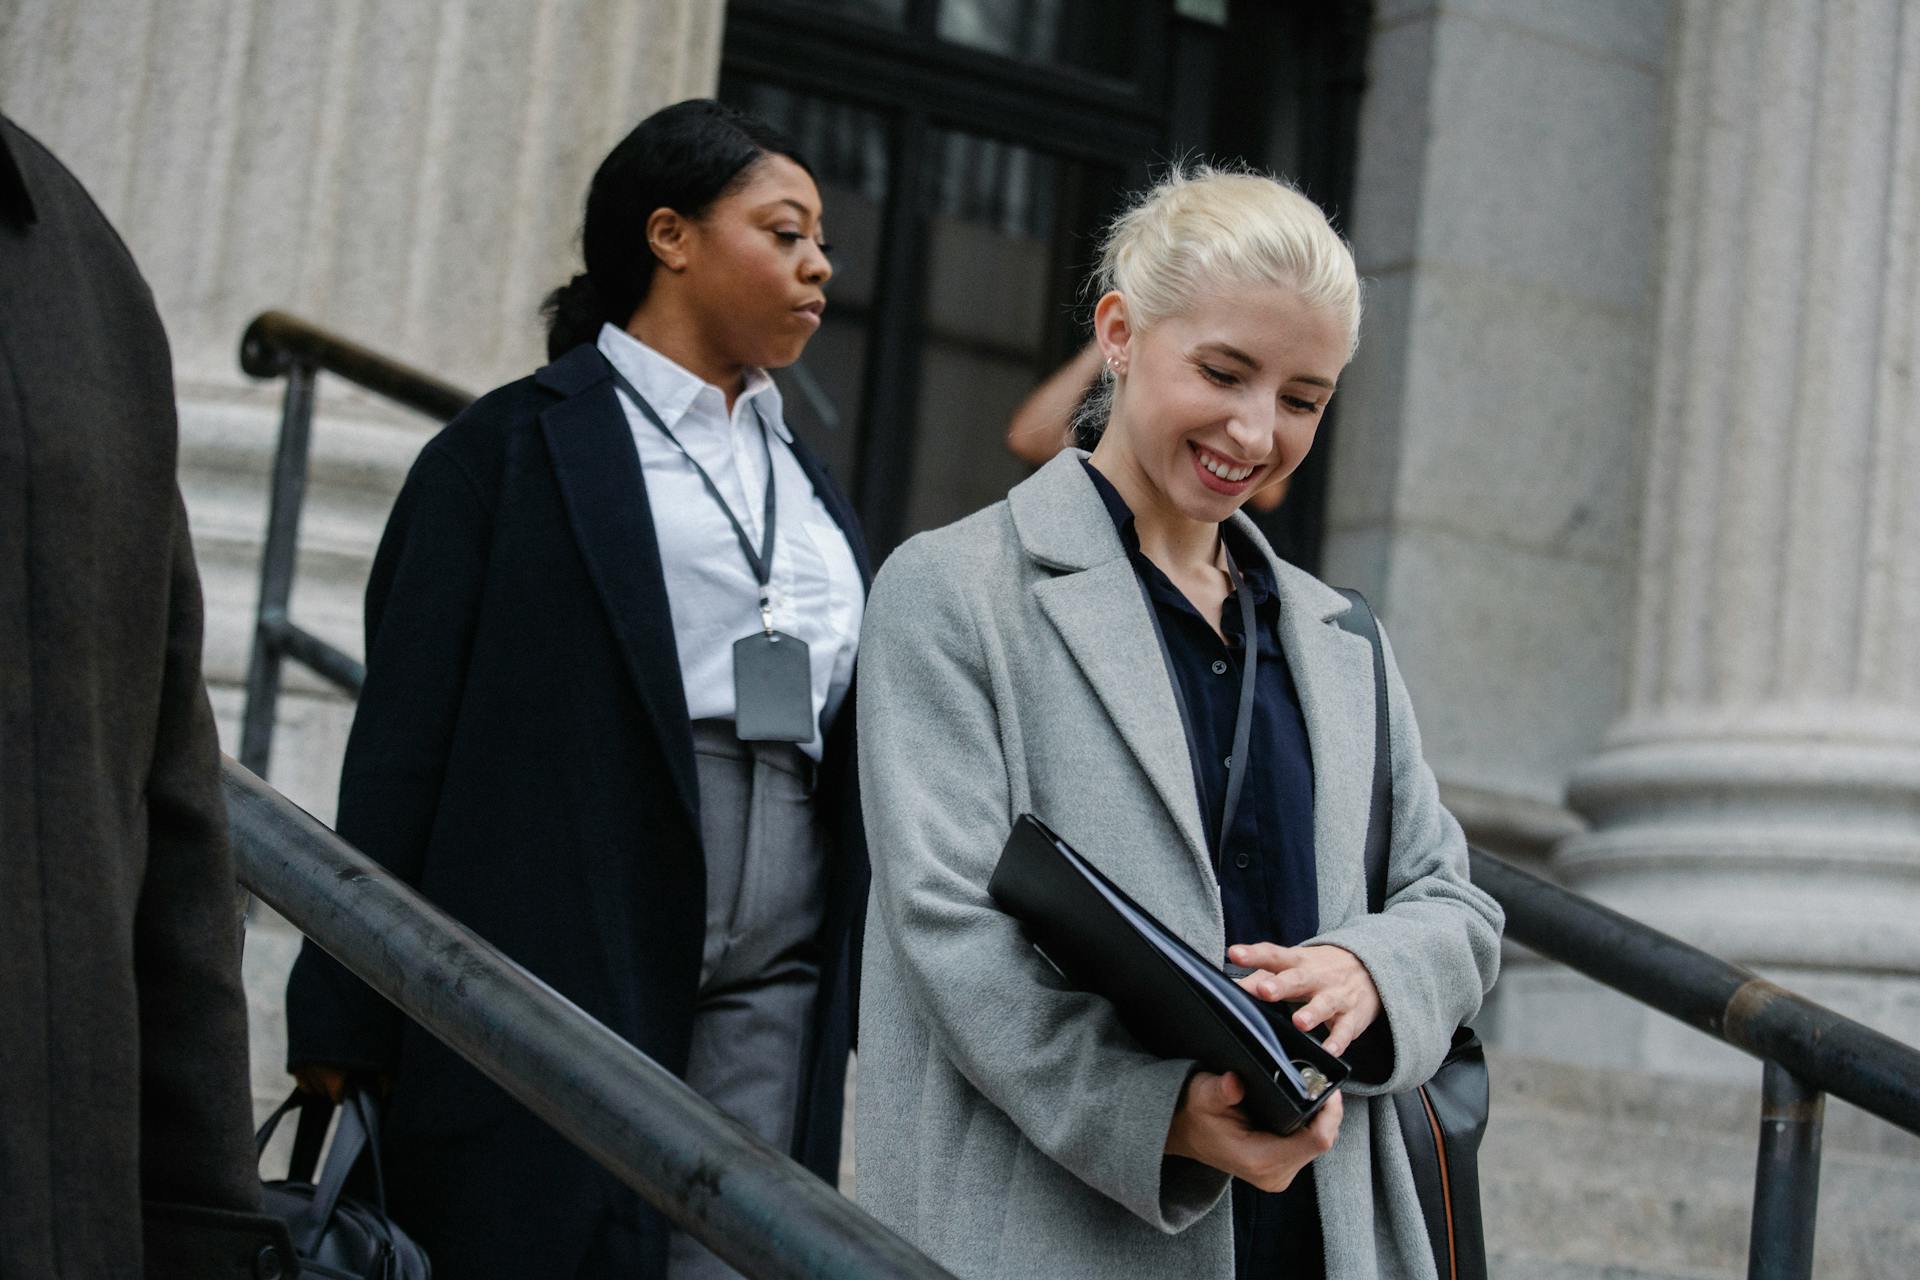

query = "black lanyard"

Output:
[[1136, 540, 1260, 868], [612, 367, 781, 634]]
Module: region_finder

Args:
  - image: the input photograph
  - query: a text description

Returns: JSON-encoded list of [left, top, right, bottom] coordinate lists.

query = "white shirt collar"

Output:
[[596, 322, 790, 442]]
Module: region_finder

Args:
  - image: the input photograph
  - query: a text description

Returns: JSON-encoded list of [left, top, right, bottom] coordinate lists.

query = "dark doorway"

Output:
[[722, 0, 1371, 568]]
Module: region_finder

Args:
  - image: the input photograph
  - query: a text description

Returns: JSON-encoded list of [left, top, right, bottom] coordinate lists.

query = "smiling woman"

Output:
[[284, 100, 871, 1280], [853, 167, 1502, 1280], [1080, 168, 1357, 628]]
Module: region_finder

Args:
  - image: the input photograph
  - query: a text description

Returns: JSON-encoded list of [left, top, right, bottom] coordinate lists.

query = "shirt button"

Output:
[[1211, 659, 1228, 675], [1223, 754, 1232, 770], [1234, 852, 1251, 869]]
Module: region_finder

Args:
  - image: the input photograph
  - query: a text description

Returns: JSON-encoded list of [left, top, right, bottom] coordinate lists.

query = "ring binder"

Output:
[[989, 814, 1348, 1135]]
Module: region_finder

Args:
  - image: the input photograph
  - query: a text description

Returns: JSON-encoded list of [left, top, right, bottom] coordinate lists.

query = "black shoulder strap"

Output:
[[1332, 589, 1391, 914]]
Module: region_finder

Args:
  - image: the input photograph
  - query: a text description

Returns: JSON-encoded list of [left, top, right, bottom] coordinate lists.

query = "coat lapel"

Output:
[[1031, 563, 1214, 880], [536, 348, 700, 826], [1011, 454, 1214, 885], [1255, 543, 1378, 931], [787, 435, 873, 587]]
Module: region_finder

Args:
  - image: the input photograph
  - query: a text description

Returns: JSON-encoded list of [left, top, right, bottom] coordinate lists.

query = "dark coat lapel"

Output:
[[787, 435, 873, 587], [536, 346, 700, 825]]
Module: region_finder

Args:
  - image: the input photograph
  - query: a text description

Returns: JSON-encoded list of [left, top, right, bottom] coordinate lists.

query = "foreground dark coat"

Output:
[[0, 118, 294, 1278], [285, 343, 872, 1278]]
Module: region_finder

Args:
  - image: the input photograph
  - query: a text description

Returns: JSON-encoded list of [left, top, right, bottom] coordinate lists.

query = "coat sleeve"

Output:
[[134, 489, 263, 1214], [858, 536, 1229, 1233], [1305, 623, 1504, 1096], [284, 442, 492, 1073]]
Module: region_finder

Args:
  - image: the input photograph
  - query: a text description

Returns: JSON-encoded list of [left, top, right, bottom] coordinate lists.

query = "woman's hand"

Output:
[[293, 1065, 392, 1104], [1164, 1071, 1342, 1192], [294, 1065, 349, 1104], [1229, 942, 1382, 1058]]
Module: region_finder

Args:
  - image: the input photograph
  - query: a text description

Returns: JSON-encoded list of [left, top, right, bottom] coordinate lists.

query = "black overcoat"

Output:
[[285, 342, 872, 1277], [0, 118, 293, 1277]]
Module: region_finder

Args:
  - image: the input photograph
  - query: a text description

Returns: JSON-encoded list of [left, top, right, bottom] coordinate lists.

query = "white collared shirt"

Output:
[[597, 323, 863, 761]]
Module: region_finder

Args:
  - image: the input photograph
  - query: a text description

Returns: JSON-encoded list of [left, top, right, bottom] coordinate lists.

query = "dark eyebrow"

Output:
[[758, 198, 819, 220], [1198, 341, 1336, 389]]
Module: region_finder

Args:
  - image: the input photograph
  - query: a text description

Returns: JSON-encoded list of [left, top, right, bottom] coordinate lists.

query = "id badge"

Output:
[[733, 629, 814, 743]]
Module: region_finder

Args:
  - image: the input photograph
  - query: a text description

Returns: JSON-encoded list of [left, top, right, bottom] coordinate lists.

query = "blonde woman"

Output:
[[854, 168, 1502, 1279]]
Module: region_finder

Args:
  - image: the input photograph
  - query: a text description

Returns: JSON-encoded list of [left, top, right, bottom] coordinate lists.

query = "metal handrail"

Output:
[[235, 314, 474, 776], [1473, 848, 1920, 1276], [1471, 851, 1920, 1136], [225, 757, 954, 1280], [240, 310, 476, 421]]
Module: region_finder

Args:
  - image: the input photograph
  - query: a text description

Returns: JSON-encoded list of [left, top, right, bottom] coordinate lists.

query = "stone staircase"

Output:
[[1483, 1054, 1920, 1279]]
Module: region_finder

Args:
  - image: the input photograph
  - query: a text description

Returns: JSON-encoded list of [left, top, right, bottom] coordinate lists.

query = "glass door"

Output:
[[722, 0, 1370, 565]]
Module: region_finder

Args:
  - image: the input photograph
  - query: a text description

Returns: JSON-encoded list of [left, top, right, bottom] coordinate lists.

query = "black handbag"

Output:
[[1335, 590, 1489, 1280], [256, 1087, 432, 1280]]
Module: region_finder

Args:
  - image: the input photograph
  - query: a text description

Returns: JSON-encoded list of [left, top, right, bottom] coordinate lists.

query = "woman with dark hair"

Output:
[[285, 99, 868, 1280]]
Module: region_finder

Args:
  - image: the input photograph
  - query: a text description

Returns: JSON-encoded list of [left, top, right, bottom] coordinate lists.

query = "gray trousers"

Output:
[[666, 722, 829, 1280]]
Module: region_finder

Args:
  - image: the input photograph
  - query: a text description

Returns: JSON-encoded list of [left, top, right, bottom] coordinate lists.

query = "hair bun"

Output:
[[541, 272, 606, 360]]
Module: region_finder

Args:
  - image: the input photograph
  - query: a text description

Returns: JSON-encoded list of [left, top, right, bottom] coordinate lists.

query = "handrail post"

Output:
[[237, 361, 318, 777], [1747, 1061, 1823, 1280]]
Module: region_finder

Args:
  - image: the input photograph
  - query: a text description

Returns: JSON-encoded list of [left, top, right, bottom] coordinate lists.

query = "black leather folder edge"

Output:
[[988, 813, 1348, 1136]]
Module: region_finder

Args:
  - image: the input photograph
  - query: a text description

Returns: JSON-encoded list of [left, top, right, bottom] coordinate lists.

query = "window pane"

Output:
[[786, 0, 908, 27], [936, 0, 1143, 79], [721, 79, 892, 482], [924, 130, 1057, 240], [900, 128, 1120, 539]]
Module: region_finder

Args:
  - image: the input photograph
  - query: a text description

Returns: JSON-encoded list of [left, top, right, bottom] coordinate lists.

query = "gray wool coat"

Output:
[[854, 451, 1503, 1280]]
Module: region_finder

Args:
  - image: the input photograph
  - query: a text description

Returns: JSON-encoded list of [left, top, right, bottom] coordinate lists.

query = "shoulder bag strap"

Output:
[[1335, 589, 1488, 1280], [302, 1090, 370, 1242], [253, 1091, 304, 1160], [1332, 588, 1391, 912], [253, 1089, 333, 1185]]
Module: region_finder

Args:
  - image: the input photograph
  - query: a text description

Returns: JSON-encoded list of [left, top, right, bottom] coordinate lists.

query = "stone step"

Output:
[[1489, 1051, 1920, 1161], [1486, 1260, 1725, 1280], [1480, 1054, 1920, 1280]]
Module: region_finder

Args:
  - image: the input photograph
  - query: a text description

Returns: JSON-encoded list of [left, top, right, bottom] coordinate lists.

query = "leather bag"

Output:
[[1334, 590, 1489, 1280], [256, 1087, 432, 1280]]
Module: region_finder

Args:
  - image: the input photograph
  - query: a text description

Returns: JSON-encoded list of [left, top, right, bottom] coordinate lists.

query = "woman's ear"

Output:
[[1091, 291, 1133, 377], [646, 206, 690, 273]]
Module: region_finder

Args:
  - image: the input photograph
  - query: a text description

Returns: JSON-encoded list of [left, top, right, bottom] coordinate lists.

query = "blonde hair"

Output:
[[1075, 164, 1361, 445]]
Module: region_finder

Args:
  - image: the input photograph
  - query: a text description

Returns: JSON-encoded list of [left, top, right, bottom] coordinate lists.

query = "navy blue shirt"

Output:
[[1082, 461, 1324, 1278]]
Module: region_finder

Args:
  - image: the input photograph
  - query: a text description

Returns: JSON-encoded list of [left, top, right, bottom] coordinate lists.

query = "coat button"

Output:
[[1211, 659, 1228, 675], [254, 1244, 286, 1280], [1234, 852, 1251, 869]]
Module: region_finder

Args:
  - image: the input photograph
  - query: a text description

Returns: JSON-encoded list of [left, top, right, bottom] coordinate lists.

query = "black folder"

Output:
[[988, 813, 1348, 1136]]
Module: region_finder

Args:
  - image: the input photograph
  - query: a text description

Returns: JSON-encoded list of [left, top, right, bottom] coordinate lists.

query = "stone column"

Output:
[[1323, 2, 1669, 872], [1, 0, 725, 1124], [1510, 0, 1920, 1076]]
